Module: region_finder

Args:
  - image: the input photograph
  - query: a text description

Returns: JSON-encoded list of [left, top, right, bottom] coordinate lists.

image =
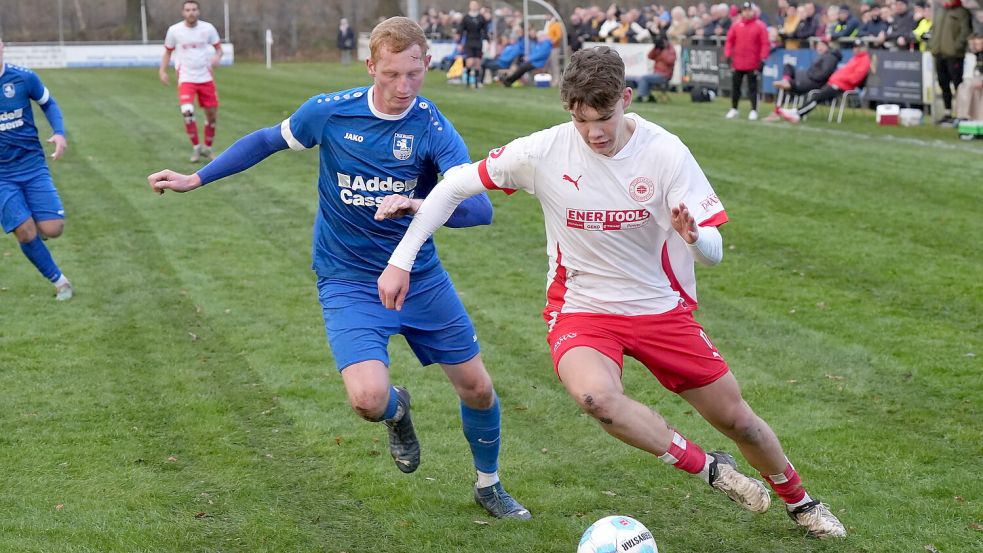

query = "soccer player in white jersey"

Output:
[[159, 0, 222, 163], [377, 46, 847, 539], [148, 17, 530, 520]]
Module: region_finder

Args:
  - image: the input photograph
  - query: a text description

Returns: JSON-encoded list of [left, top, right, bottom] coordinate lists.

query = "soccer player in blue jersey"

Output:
[[0, 40, 73, 300], [147, 17, 530, 520]]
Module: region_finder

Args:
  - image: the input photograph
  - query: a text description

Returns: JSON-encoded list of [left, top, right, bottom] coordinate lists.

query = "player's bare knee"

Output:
[[349, 391, 388, 421], [577, 389, 619, 423], [38, 220, 64, 239], [13, 219, 38, 243], [457, 377, 494, 407], [723, 413, 764, 445]]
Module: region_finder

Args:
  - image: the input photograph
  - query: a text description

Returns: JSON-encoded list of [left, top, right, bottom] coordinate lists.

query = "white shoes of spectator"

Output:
[[725, 108, 739, 119], [748, 110, 759, 121]]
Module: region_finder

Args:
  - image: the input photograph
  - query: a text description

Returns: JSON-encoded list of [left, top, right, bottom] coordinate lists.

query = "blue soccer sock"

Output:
[[379, 385, 401, 422], [461, 393, 501, 474], [19, 235, 62, 283]]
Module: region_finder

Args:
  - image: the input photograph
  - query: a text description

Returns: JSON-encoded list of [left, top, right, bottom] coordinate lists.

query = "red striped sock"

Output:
[[204, 122, 216, 146], [763, 461, 807, 504], [185, 121, 199, 145], [658, 431, 707, 474]]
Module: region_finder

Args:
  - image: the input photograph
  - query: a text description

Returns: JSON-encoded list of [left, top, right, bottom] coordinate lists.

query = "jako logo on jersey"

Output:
[[344, 132, 364, 143], [628, 176, 655, 202], [552, 332, 578, 352], [335, 172, 418, 207], [566, 208, 650, 231], [562, 174, 582, 190], [2, 84, 15, 98], [392, 133, 414, 160]]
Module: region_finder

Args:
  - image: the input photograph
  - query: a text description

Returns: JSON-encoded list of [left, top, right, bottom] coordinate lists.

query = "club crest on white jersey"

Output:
[[393, 133, 414, 160], [629, 176, 655, 202]]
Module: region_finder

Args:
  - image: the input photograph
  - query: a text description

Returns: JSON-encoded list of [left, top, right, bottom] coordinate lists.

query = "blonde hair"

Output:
[[369, 16, 428, 61]]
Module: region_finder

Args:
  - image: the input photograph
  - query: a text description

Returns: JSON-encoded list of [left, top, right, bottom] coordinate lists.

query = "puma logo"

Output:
[[562, 174, 582, 190]]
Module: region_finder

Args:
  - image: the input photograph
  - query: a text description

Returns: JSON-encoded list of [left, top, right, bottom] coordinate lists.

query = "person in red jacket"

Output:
[[724, 2, 770, 120], [778, 41, 871, 123], [630, 34, 678, 102]]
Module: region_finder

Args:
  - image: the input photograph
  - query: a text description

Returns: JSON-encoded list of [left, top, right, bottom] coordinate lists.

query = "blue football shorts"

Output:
[[317, 270, 481, 371], [0, 168, 64, 233]]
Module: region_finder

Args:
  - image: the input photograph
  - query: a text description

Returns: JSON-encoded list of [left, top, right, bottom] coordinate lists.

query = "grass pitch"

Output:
[[0, 62, 981, 552]]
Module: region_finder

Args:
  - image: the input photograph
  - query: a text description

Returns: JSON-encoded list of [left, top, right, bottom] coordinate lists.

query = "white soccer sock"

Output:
[[476, 470, 499, 488], [787, 493, 813, 510], [54, 274, 70, 287], [697, 454, 713, 485]]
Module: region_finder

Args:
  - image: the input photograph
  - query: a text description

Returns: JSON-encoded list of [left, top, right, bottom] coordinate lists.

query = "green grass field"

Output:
[[1, 62, 981, 553]]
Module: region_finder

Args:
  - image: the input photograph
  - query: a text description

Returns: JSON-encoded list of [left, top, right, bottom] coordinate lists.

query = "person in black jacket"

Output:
[[773, 39, 842, 94], [886, 0, 917, 49], [338, 18, 355, 65], [458, 1, 489, 88], [793, 2, 820, 42], [830, 5, 861, 44]]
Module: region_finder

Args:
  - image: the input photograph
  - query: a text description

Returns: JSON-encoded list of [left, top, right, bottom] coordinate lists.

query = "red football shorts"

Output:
[[545, 303, 730, 393], [178, 81, 219, 108]]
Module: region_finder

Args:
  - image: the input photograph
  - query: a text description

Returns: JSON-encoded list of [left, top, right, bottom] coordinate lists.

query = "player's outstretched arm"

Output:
[[148, 126, 290, 195], [377, 162, 487, 310]]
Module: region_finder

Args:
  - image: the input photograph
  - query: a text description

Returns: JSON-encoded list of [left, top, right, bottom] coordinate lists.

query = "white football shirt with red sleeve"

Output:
[[478, 113, 728, 318], [164, 20, 221, 84]]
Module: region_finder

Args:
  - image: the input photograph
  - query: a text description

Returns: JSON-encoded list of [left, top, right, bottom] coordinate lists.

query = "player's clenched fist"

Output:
[[374, 194, 422, 221], [378, 264, 411, 311], [147, 170, 203, 195]]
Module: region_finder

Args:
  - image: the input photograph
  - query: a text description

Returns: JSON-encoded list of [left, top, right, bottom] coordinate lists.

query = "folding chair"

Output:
[[828, 88, 863, 123]]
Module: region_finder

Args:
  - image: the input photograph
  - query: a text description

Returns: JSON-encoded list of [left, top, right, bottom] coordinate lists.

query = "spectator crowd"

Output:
[[406, 1, 979, 125]]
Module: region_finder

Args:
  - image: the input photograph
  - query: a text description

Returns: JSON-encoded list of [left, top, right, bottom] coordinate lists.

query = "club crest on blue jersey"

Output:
[[392, 133, 414, 160], [3, 84, 15, 98]]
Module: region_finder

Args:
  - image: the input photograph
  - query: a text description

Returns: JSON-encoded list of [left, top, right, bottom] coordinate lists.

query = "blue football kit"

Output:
[[0, 63, 66, 234], [195, 85, 506, 479], [1, 62, 68, 288], [197, 86, 493, 371]]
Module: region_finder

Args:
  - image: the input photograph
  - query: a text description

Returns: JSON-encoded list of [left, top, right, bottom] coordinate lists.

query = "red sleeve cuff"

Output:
[[478, 159, 516, 195], [699, 210, 729, 227]]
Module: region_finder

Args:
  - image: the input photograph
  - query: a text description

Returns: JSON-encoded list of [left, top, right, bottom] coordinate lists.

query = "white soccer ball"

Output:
[[577, 515, 658, 553]]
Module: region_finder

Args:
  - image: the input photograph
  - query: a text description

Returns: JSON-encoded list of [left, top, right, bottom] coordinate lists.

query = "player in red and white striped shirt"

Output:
[[159, 0, 222, 163], [376, 46, 846, 540]]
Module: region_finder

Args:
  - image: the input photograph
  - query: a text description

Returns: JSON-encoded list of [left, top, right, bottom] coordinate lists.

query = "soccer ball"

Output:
[[577, 515, 658, 553]]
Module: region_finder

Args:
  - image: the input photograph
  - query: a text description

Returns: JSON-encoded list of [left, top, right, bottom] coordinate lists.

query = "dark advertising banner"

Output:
[[865, 51, 923, 104], [686, 46, 722, 92]]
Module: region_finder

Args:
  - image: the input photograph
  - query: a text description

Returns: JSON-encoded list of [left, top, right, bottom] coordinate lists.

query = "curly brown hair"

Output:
[[560, 46, 626, 113]]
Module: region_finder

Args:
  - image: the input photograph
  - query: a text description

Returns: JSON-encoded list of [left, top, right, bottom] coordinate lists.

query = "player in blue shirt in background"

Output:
[[0, 40, 73, 300], [147, 17, 530, 520]]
